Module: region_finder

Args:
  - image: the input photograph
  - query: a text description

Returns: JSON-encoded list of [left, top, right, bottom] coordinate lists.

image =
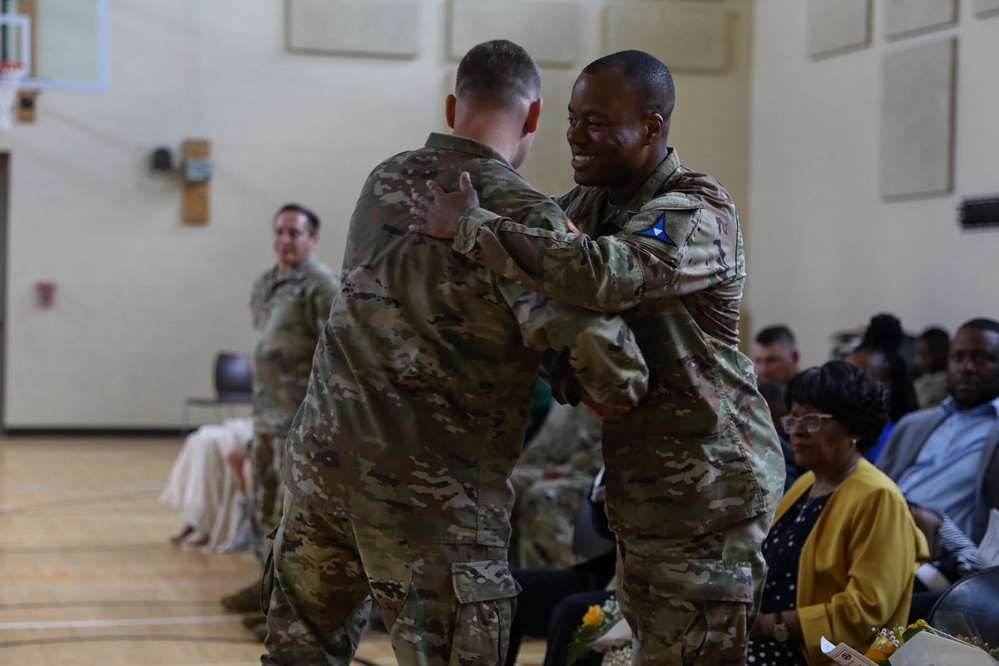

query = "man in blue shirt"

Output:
[[877, 317, 999, 544]]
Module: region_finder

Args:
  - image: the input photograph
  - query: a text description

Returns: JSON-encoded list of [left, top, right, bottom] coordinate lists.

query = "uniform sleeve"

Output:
[[797, 488, 928, 663], [502, 282, 648, 411], [306, 275, 339, 333], [249, 277, 265, 330], [453, 202, 741, 314]]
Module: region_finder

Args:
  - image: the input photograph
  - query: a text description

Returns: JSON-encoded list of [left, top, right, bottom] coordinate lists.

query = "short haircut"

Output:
[[755, 325, 797, 349], [957, 318, 999, 337], [918, 326, 950, 350], [784, 361, 888, 454], [455, 40, 541, 108], [275, 203, 320, 236], [582, 50, 675, 118]]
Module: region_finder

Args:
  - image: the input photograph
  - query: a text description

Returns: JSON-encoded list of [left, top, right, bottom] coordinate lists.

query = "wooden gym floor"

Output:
[[0, 435, 546, 665]]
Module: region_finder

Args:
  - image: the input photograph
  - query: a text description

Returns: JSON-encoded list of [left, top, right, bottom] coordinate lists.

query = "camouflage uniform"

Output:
[[450, 149, 786, 664], [511, 401, 603, 568], [249, 257, 338, 567], [263, 133, 650, 666]]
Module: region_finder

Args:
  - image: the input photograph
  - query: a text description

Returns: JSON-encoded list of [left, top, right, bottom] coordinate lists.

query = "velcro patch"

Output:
[[634, 212, 677, 246]]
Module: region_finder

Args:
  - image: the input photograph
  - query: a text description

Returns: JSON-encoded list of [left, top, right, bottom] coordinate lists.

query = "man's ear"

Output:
[[644, 113, 665, 144], [446, 94, 457, 129], [524, 98, 543, 134]]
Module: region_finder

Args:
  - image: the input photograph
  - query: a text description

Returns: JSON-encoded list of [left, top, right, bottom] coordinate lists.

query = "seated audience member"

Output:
[[748, 361, 927, 665], [877, 317, 999, 546], [907, 500, 988, 621], [511, 400, 603, 568], [913, 326, 951, 409], [758, 381, 802, 492], [844, 313, 920, 462], [161, 417, 254, 552], [508, 470, 615, 666], [753, 325, 800, 385]]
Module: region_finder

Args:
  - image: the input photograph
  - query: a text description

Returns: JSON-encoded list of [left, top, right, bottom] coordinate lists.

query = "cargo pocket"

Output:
[[645, 558, 754, 662], [650, 557, 754, 605], [449, 559, 521, 666]]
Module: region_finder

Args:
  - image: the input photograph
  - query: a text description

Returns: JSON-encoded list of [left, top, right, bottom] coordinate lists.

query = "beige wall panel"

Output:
[[287, 0, 421, 58], [880, 39, 955, 199], [975, 0, 999, 16], [604, 3, 730, 72], [808, 0, 870, 58], [449, 0, 582, 67], [0, 0, 757, 428], [884, 0, 956, 40], [520, 71, 579, 196]]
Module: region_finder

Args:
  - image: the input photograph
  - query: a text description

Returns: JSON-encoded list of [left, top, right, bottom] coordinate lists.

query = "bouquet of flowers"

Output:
[[864, 619, 999, 665], [568, 595, 633, 666]]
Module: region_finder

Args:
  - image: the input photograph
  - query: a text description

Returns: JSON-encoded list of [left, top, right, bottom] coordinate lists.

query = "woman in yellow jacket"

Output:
[[748, 361, 929, 665]]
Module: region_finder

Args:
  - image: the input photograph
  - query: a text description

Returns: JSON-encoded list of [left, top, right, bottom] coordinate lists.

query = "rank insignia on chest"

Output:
[[634, 212, 676, 246]]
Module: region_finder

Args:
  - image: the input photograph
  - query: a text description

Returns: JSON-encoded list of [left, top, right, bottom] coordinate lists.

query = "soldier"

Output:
[[510, 400, 603, 569], [411, 50, 785, 664], [221, 204, 339, 636], [260, 41, 649, 665]]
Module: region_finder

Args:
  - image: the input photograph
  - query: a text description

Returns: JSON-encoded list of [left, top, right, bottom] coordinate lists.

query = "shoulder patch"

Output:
[[634, 212, 677, 246]]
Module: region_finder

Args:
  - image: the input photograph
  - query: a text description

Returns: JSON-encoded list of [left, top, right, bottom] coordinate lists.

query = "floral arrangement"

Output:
[[568, 595, 632, 666], [864, 619, 999, 664]]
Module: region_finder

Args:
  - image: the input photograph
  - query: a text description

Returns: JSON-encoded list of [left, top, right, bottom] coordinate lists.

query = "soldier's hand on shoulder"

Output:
[[409, 171, 479, 239]]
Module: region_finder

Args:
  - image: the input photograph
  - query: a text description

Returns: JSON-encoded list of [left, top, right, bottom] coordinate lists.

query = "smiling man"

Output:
[[222, 203, 339, 636], [410, 50, 784, 665]]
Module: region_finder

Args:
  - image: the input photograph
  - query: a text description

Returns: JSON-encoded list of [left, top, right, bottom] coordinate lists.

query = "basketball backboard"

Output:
[[1, 0, 109, 91]]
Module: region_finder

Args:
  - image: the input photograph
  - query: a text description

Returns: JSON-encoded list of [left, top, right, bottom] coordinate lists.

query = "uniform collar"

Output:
[[425, 132, 511, 167], [619, 147, 681, 212]]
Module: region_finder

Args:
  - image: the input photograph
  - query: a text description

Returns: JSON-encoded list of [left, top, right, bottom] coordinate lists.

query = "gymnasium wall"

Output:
[[0, 0, 753, 429], [746, 0, 999, 368]]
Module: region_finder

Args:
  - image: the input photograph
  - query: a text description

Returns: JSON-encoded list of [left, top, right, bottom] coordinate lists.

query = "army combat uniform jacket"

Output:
[[283, 133, 649, 547], [452, 149, 785, 550], [250, 258, 339, 437]]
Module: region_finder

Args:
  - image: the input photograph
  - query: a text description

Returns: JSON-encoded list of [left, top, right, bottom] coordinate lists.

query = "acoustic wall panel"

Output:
[[884, 0, 957, 40], [449, 0, 582, 67], [604, 3, 730, 72], [287, 0, 421, 58], [975, 0, 999, 16], [880, 39, 956, 199], [808, 0, 871, 58]]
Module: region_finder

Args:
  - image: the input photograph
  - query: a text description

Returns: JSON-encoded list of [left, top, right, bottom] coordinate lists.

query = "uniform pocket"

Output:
[[650, 556, 754, 604], [451, 559, 520, 603], [450, 560, 520, 665]]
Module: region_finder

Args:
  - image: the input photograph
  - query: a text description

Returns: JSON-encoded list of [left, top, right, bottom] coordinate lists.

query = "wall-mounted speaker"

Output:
[[959, 197, 999, 230]]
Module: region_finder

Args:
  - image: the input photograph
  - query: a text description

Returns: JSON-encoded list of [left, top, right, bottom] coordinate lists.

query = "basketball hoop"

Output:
[[0, 61, 26, 129]]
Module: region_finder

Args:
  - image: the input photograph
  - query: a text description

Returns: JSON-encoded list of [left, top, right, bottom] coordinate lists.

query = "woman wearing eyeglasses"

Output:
[[748, 361, 928, 665]]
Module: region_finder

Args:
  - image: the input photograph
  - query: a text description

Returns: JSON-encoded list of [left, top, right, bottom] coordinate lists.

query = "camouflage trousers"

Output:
[[261, 493, 520, 665], [248, 432, 285, 568], [616, 512, 770, 665], [509, 469, 593, 568]]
